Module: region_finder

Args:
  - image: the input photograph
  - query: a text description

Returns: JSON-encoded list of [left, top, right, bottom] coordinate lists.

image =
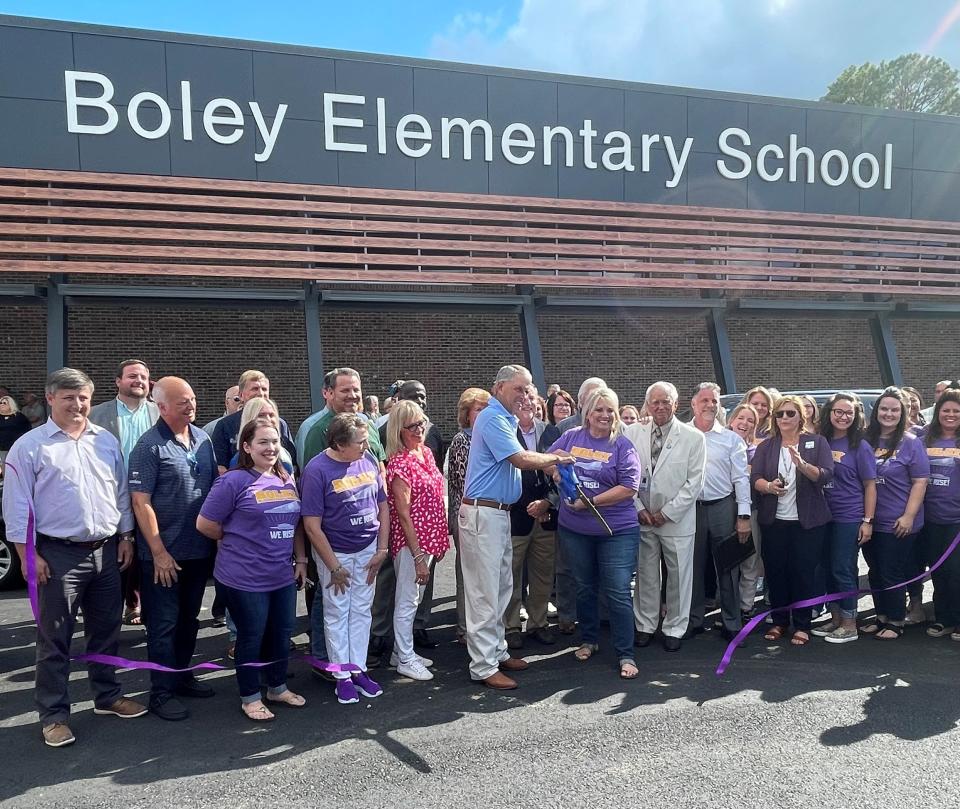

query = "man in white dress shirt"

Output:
[[686, 383, 752, 641]]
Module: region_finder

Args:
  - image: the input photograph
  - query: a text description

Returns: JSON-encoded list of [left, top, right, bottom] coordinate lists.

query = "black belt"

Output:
[[697, 493, 735, 506], [37, 533, 112, 550]]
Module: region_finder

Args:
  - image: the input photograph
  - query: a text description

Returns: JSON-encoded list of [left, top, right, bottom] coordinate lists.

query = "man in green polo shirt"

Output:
[[301, 368, 385, 467]]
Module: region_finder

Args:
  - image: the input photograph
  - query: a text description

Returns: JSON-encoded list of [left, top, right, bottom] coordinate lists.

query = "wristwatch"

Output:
[[120, 533, 135, 543], [862, 517, 873, 524]]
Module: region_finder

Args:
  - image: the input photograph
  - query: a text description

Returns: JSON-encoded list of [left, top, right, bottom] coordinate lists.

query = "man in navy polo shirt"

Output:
[[458, 364, 574, 690], [129, 377, 218, 721]]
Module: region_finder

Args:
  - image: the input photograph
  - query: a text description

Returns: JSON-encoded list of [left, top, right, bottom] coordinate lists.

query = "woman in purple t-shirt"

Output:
[[919, 388, 960, 641], [862, 388, 930, 640], [197, 422, 308, 721], [300, 413, 389, 706], [548, 387, 642, 680], [812, 393, 876, 644]]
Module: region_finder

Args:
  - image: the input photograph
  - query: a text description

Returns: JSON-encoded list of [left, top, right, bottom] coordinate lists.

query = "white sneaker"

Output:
[[389, 652, 433, 668], [396, 658, 434, 681]]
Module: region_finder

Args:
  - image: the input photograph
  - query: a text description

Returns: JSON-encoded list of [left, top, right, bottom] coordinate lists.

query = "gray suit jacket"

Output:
[[88, 398, 160, 442]]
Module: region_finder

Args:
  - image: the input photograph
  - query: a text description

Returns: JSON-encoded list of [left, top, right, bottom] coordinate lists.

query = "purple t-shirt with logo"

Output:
[[200, 469, 301, 593], [920, 433, 960, 525], [872, 433, 930, 534], [548, 429, 641, 536], [300, 452, 386, 553], [824, 436, 877, 523]]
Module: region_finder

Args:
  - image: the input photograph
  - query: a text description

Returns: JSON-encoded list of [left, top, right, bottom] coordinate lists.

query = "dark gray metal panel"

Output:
[[414, 133, 489, 194], [252, 51, 334, 122], [687, 152, 748, 207], [304, 282, 324, 412], [737, 298, 895, 312], [558, 83, 624, 132], [255, 118, 339, 184], [624, 146, 687, 204], [541, 295, 724, 309], [334, 59, 413, 126], [488, 146, 558, 197], [687, 96, 747, 154], [805, 108, 861, 153], [803, 172, 860, 215], [79, 105, 172, 174], [706, 308, 737, 394], [862, 114, 913, 169], [169, 113, 258, 179], [46, 274, 66, 374], [58, 283, 304, 300], [337, 125, 416, 189], [870, 313, 903, 387], [0, 99, 79, 169], [747, 174, 804, 212], [519, 298, 546, 395], [0, 25, 73, 100], [72, 34, 167, 101], [323, 290, 530, 305], [746, 103, 804, 155], [413, 68, 488, 120], [165, 42, 254, 110], [624, 91, 686, 142], [860, 168, 912, 218], [487, 75, 557, 135], [558, 160, 624, 201], [0, 284, 40, 297], [914, 118, 960, 173], [911, 169, 960, 222]]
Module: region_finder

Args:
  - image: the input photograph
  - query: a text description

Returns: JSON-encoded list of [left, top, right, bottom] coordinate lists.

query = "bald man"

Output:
[[128, 377, 218, 721]]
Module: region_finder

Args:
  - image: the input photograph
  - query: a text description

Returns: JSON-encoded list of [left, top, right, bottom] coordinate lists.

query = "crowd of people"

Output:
[[2, 361, 959, 748]]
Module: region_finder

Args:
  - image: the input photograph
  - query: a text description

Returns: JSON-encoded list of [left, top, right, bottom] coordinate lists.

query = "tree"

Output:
[[822, 53, 960, 115]]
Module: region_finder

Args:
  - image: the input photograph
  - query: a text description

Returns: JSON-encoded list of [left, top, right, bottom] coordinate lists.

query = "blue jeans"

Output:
[[825, 522, 861, 618], [140, 557, 209, 701], [559, 526, 639, 661], [221, 582, 297, 702]]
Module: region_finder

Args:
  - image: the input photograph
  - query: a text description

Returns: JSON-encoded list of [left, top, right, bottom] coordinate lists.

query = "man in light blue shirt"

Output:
[[458, 364, 573, 690]]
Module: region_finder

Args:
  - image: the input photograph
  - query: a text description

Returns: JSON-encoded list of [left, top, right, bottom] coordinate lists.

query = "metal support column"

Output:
[[519, 293, 546, 394], [706, 307, 737, 394], [870, 312, 903, 387], [304, 281, 325, 411], [46, 274, 67, 374]]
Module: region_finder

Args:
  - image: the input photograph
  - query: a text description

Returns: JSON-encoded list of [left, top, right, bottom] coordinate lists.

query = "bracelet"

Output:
[[375, 547, 388, 554], [766, 482, 772, 493], [295, 558, 309, 564], [414, 552, 427, 563]]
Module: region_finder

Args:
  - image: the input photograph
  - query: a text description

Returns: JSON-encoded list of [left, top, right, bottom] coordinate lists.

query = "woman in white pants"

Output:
[[386, 401, 450, 680], [301, 413, 390, 705]]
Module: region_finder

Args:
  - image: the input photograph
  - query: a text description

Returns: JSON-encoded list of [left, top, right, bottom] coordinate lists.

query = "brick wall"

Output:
[[67, 301, 311, 429], [0, 301, 46, 400], [892, 319, 960, 400], [538, 310, 715, 407], [726, 315, 883, 391], [318, 308, 526, 438]]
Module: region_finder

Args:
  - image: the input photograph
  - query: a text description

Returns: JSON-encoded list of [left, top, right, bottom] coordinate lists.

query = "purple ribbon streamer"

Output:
[[716, 527, 960, 676], [6, 460, 358, 675]]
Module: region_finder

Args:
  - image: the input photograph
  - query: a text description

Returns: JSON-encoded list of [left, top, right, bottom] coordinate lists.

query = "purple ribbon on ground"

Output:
[[716, 527, 960, 676], [6, 460, 359, 675]]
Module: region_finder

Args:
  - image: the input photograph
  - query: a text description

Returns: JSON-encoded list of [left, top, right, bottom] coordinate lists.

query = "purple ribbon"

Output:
[[716, 527, 960, 676], [6, 460, 358, 675]]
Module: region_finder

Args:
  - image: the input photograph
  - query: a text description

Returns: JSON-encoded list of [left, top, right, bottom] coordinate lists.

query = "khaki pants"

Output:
[[505, 522, 556, 633], [633, 527, 695, 639]]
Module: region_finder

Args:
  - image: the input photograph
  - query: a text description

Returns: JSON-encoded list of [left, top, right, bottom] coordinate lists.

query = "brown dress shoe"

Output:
[[42, 722, 76, 747], [93, 697, 148, 718], [499, 656, 529, 672], [481, 672, 518, 690]]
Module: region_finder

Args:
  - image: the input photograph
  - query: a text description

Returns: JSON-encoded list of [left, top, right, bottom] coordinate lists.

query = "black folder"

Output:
[[715, 532, 756, 573]]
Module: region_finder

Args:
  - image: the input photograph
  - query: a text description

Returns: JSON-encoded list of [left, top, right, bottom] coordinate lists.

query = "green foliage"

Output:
[[822, 53, 960, 115]]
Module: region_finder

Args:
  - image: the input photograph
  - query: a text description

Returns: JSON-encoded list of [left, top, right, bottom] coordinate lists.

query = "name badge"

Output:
[[804, 441, 815, 449], [638, 475, 649, 494]]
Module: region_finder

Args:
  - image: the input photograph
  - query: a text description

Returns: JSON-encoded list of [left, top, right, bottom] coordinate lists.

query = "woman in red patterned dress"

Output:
[[386, 400, 450, 681]]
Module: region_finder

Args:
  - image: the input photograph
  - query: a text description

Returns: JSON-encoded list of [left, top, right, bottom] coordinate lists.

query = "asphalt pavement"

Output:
[[2, 557, 960, 809]]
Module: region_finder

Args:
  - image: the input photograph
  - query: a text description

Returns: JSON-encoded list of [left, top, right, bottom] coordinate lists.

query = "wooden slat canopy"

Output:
[[0, 167, 958, 297]]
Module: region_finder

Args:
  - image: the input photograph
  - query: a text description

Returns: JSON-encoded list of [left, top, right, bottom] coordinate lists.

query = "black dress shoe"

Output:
[[634, 631, 653, 648], [719, 627, 742, 642], [176, 676, 215, 699], [663, 636, 682, 652], [413, 628, 439, 649], [150, 695, 190, 721], [682, 625, 705, 640]]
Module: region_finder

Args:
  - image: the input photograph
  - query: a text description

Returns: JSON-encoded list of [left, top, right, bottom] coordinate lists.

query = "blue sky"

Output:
[[2, 1, 959, 101]]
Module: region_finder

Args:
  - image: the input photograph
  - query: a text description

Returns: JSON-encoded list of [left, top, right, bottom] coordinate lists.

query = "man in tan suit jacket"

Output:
[[622, 381, 705, 651]]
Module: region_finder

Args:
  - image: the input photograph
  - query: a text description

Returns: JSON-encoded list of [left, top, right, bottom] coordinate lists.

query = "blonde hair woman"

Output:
[[0, 394, 32, 469], [231, 397, 293, 472]]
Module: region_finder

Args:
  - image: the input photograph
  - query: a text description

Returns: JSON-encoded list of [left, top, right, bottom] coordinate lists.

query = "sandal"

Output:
[[266, 690, 306, 708], [790, 630, 810, 646], [123, 608, 142, 626], [241, 701, 275, 722], [875, 624, 904, 640], [619, 659, 639, 680], [574, 643, 599, 661], [861, 615, 887, 634], [763, 625, 786, 642]]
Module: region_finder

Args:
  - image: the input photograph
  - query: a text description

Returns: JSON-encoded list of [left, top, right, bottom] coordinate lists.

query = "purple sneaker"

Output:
[[352, 671, 383, 698], [335, 678, 359, 704]]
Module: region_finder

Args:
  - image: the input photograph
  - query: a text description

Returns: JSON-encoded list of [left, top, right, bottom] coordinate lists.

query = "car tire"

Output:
[[0, 537, 25, 590]]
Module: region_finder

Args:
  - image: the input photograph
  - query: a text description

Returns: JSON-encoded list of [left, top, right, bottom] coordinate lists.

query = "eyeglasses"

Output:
[[831, 409, 855, 420], [403, 420, 427, 432], [774, 410, 798, 418], [232, 396, 242, 403]]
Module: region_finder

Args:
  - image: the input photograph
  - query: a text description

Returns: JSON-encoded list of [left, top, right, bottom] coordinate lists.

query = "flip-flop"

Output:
[[790, 631, 810, 646], [241, 702, 275, 722], [619, 659, 639, 680], [574, 643, 598, 661], [266, 691, 306, 708]]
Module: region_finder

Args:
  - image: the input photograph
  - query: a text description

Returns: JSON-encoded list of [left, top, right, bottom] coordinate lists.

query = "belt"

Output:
[[462, 497, 511, 511], [697, 493, 735, 506], [37, 533, 112, 550]]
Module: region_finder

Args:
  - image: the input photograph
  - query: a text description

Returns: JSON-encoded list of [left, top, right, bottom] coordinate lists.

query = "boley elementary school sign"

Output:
[[65, 70, 896, 191]]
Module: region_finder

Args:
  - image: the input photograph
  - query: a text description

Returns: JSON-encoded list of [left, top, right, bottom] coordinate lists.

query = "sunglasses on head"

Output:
[[774, 410, 798, 418]]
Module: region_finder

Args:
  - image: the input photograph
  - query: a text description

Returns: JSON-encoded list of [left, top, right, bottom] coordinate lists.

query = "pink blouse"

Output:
[[387, 448, 450, 558]]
